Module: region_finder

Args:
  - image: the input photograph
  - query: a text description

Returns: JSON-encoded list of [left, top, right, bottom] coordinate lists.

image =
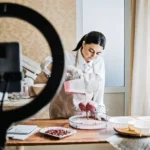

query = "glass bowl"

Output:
[[69, 115, 107, 129]]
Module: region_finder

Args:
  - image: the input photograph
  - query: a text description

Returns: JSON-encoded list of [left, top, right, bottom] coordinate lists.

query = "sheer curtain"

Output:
[[131, 0, 150, 115]]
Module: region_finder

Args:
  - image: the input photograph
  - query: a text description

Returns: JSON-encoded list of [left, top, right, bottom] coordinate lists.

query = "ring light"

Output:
[[0, 3, 64, 148]]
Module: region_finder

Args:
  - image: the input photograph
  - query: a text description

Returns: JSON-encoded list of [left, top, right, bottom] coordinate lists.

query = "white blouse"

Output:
[[65, 50, 106, 114], [42, 50, 106, 115]]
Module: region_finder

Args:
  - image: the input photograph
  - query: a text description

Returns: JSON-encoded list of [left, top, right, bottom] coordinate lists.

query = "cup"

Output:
[[134, 120, 150, 136], [22, 85, 30, 99]]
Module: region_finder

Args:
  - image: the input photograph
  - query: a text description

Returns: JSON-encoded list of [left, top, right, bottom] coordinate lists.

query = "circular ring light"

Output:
[[0, 3, 64, 123]]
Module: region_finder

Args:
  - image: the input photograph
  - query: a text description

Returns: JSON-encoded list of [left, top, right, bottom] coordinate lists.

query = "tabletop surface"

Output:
[[6, 119, 116, 146]]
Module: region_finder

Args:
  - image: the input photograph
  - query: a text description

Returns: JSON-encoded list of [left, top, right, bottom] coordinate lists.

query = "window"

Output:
[[77, 0, 125, 87]]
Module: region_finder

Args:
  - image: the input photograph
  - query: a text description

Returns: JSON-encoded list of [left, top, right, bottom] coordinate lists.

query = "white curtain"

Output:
[[131, 0, 150, 115]]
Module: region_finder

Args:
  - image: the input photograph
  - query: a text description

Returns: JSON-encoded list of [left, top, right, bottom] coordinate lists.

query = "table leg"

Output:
[[16, 146, 24, 150]]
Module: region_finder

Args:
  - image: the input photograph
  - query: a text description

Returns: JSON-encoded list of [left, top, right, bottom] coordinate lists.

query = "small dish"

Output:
[[109, 117, 135, 128], [40, 126, 77, 139]]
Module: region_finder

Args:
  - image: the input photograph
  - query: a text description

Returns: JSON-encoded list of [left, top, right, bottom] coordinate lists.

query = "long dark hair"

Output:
[[73, 31, 106, 51]]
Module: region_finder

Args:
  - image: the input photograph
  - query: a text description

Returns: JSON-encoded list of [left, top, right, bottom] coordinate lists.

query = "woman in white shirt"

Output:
[[35, 31, 107, 120]]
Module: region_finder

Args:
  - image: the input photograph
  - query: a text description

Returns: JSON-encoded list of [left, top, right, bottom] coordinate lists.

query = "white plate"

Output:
[[40, 127, 77, 139], [137, 116, 150, 121]]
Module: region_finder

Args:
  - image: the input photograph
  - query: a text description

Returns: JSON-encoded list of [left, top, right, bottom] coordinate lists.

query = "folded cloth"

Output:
[[106, 135, 150, 150]]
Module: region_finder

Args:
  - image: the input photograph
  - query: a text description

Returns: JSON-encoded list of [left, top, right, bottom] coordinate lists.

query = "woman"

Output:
[[35, 31, 107, 120]]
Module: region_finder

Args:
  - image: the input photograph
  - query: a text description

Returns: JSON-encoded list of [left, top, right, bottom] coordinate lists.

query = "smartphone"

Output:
[[0, 42, 22, 93]]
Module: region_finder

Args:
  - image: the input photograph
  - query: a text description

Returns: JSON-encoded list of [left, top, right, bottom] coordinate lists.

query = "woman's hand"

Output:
[[66, 65, 83, 80], [86, 101, 97, 113], [94, 112, 110, 121], [94, 105, 109, 121], [78, 101, 109, 121], [79, 101, 88, 112], [78, 100, 97, 119]]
